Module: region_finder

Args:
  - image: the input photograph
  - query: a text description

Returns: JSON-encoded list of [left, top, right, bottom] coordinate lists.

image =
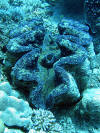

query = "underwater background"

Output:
[[0, 0, 100, 132]]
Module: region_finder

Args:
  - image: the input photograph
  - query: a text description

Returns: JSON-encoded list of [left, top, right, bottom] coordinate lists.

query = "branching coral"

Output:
[[31, 109, 63, 133]]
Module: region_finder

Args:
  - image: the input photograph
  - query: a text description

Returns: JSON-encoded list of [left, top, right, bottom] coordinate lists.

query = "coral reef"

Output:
[[0, 119, 5, 133], [6, 16, 94, 110], [31, 109, 63, 133], [4, 128, 24, 133], [29, 129, 46, 133], [0, 81, 32, 130], [75, 88, 100, 123], [70, 88, 100, 133], [8, 0, 23, 6], [0, 0, 100, 132], [95, 17, 100, 32], [84, 0, 100, 33]]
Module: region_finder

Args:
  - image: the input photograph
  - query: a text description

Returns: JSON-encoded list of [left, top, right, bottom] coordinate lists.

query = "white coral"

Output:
[[0, 82, 32, 128], [31, 109, 63, 133]]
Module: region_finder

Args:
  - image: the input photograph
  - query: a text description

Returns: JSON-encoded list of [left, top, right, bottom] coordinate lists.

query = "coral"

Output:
[[0, 81, 32, 129], [9, 8, 23, 23], [0, 9, 11, 23], [1, 0, 100, 132], [0, 0, 9, 9], [0, 119, 5, 133], [74, 88, 100, 124], [95, 17, 100, 32], [31, 109, 63, 133], [8, 0, 23, 6], [29, 129, 46, 133], [0, 81, 21, 98], [46, 0, 57, 5], [4, 128, 24, 133], [84, 0, 100, 33], [0, 82, 12, 95], [92, 16, 100, 54], [0, 7, 23, 24], [1, 0, 54, 109]]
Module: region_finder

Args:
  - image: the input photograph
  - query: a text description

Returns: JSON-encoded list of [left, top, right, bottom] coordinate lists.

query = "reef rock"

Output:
[[75, 88, 100, 123]]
